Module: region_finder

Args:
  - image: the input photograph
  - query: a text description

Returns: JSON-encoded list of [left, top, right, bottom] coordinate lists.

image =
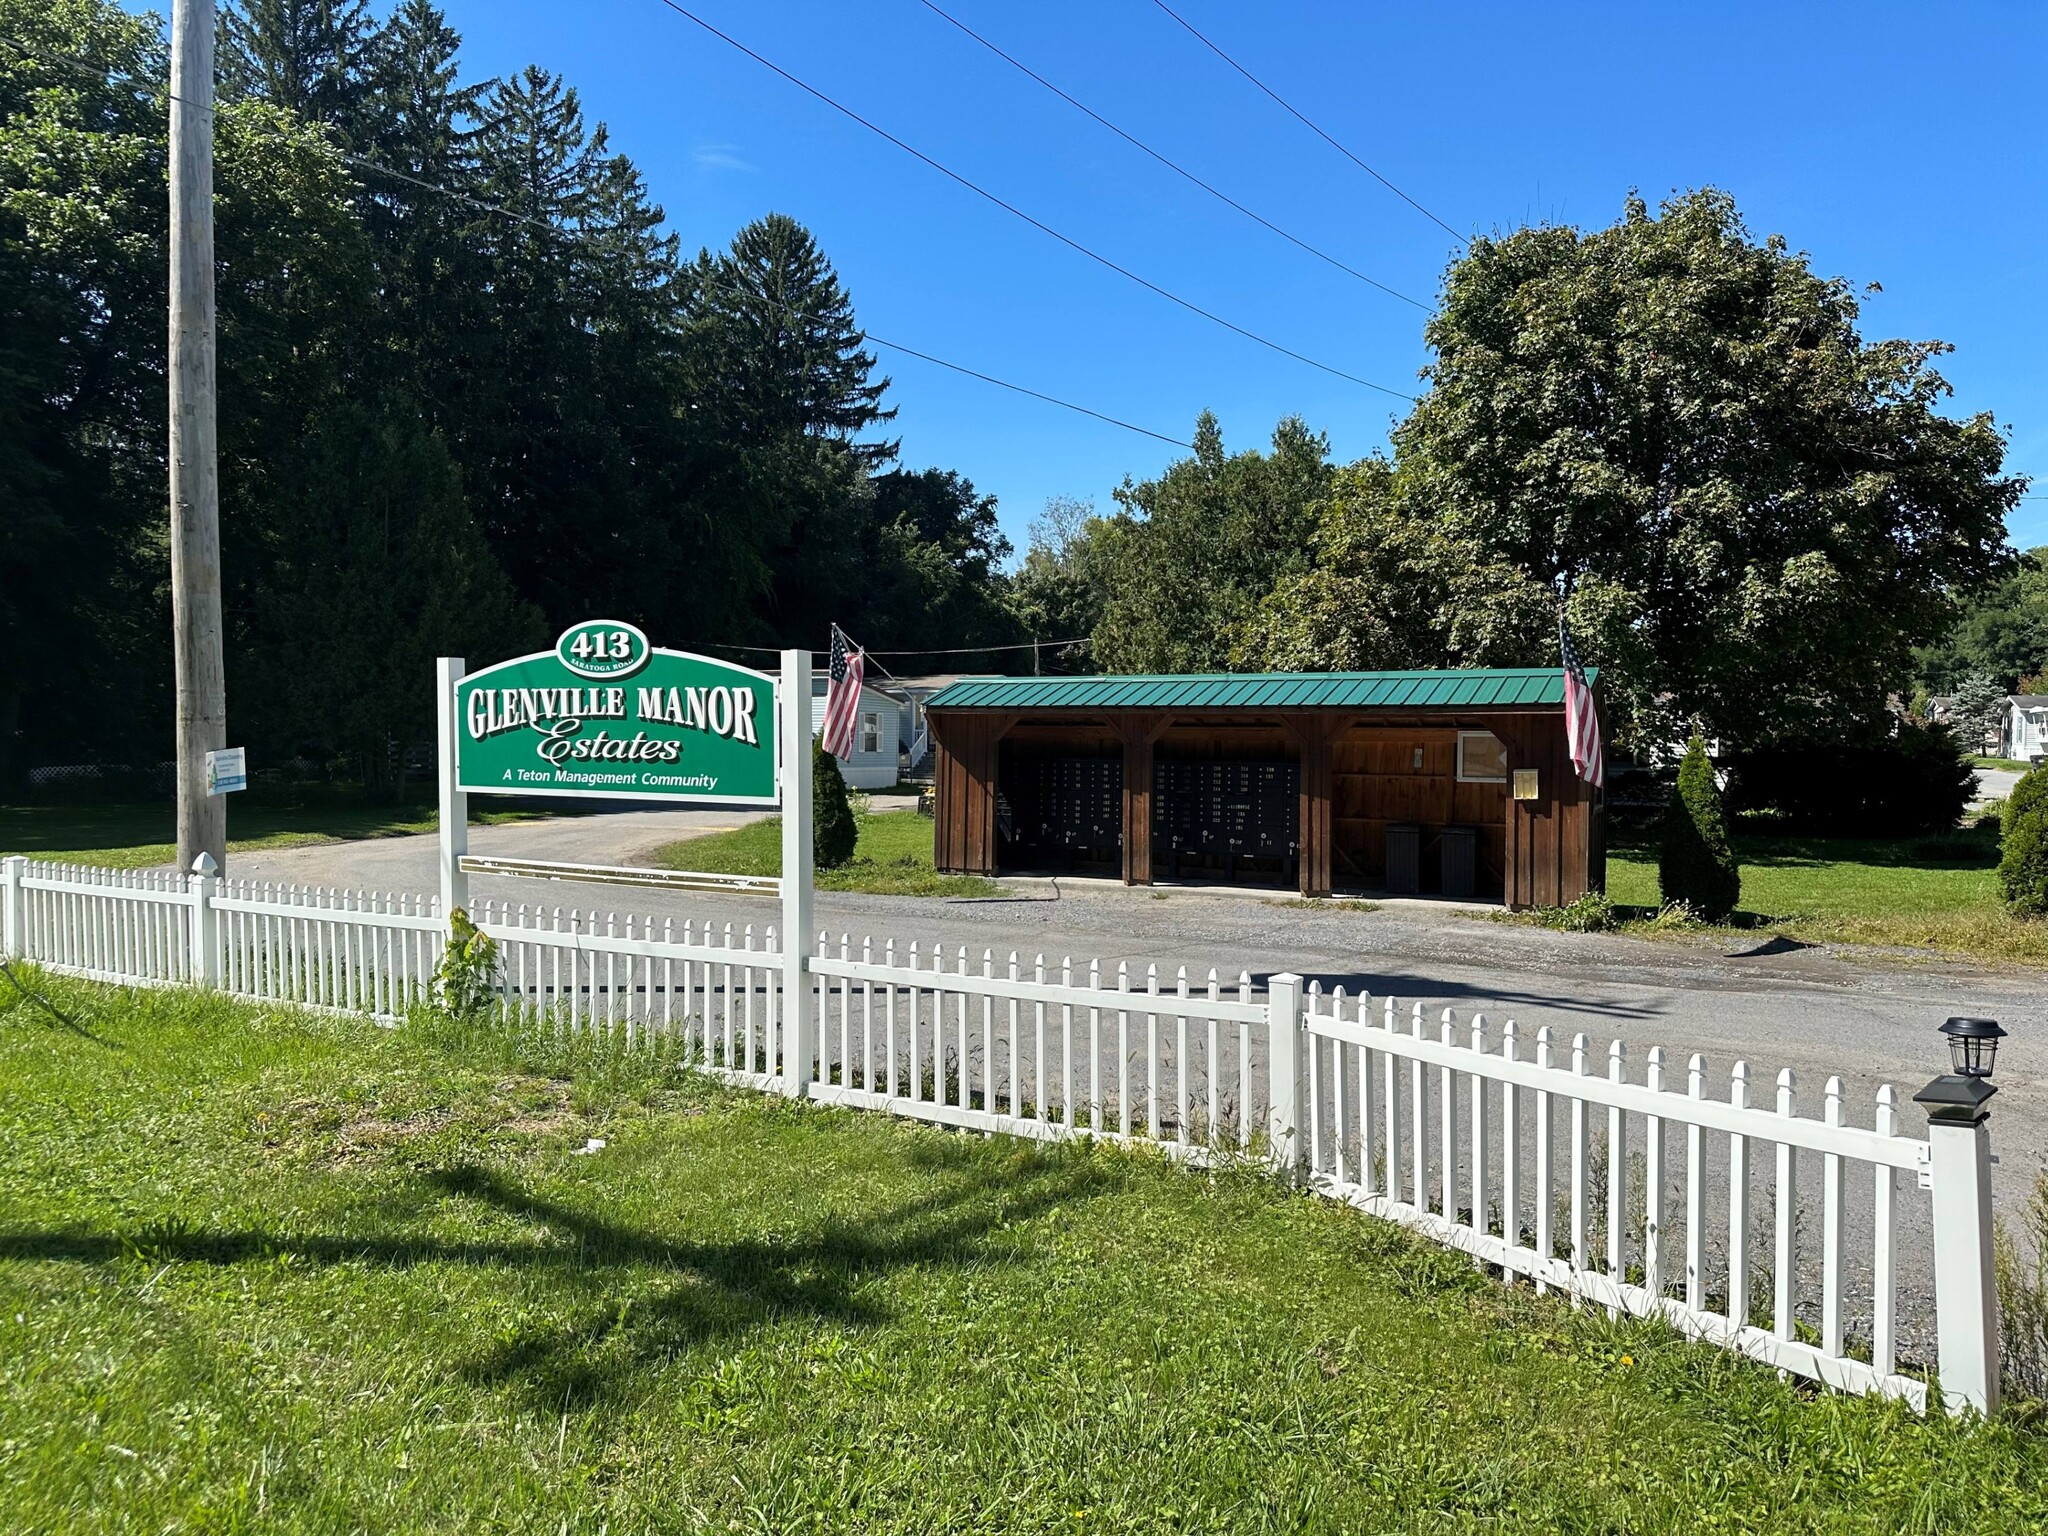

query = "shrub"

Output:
[[434, 908, 500, 1018], [1726, 722, 1975, 836], [813, 738, 858, 870], [1533, 891, 1617, 932], [1660, 734, 1741, 920], [2000, 763, 2048, 918]]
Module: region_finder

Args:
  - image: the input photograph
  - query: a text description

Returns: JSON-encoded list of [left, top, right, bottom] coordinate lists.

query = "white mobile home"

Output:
[[810, 674, 902, 790], [2004, 694, 2048, 764]]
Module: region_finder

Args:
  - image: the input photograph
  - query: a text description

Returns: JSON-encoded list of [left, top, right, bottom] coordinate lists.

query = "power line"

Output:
[[708, 637, 1093, 658], [1148, 0, 1464, 245], [649, 0, 1418, 403], [913, 0, 1427, 313], [860, 336, 1190, 448], [0, 30, 1198, 453]]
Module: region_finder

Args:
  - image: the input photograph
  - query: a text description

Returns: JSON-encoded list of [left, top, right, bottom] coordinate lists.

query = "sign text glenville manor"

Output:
[[453, 622, 779, 805]]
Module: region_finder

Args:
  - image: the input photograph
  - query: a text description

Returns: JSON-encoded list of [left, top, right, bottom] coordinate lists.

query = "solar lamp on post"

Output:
[[1913, 1014, 2005, 1415]]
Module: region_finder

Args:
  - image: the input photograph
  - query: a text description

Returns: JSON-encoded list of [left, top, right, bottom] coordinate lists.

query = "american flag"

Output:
[[1561, 616, 1604, 788], [820, 624, 865, 760]]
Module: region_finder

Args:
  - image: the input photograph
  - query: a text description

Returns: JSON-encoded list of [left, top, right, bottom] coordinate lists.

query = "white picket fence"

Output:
[[1295, 987, 1931, 1408], [805, 936, 1271, 1154], [0, 856, 2003, 1415]]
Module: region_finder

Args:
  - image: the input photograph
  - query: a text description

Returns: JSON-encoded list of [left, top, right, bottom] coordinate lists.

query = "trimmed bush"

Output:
[[2001, 764, 2048, 918], [813, 738, 858, 870], [1660, 733, 1741, 920], [1727, 722, 1974, 837]]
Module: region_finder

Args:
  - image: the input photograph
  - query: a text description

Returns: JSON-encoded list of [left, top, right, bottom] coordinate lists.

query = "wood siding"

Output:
[[927, 700, 1603, 907]]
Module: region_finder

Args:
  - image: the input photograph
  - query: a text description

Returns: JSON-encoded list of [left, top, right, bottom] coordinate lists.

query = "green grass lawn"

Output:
[[655, 808, 998, 897], [1604, 823, 2048, 962], [0, 797, 554, 870], [1, 976, 2043, 1532], [1972, 756, 2034, 774]]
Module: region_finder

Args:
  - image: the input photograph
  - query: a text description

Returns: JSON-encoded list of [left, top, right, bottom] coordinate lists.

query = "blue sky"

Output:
[[430, 0, 2047, 556]]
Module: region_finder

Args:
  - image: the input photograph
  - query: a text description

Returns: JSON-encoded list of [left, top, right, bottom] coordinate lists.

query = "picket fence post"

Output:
[[187, 852, 220, 987], [1914, 1073, 2001, 1416], [778, 648, 815, 1098], [1266, 972, 1304, 1178], [2, 855, 24, 961]]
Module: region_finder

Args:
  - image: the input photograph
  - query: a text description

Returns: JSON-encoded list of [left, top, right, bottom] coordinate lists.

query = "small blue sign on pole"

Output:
[[205, 747, 247, 796]]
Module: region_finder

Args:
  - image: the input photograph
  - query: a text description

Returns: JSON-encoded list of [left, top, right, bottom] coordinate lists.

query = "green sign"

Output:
[[456, 624, 778, 804]]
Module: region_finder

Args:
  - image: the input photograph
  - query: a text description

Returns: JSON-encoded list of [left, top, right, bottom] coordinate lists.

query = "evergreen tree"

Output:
[[812, 737, 858, 870], [243, 407, 539, 794], [687, 215, 897, 637], [1946, 673, 2007, 756], [357, 0, 483, 415], [691, 213, 895, 458], [2001, 765, 2048, 919], [0, 0, 1026, 784], [222, 0, 379, 138], [1660, 734, 1742, 919]]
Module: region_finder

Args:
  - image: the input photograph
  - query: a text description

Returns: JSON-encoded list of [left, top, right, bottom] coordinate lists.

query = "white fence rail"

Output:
[[1296, 986, 1930, 1409], [471, 899, 783, 1089], [0, 855, 2003, 1415], [805, 937, 1272, 1155], [7, 860, 440, 1015]]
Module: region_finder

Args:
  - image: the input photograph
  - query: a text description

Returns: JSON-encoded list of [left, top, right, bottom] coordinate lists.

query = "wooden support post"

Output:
[[1295, 718, 1334, 897], [170, 0, 226, 876], [1120, 717, 1154, 885]]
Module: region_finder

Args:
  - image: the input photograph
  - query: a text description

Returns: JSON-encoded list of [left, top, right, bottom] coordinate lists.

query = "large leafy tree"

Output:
[[846, 469, 1019, 664], [1007, 495, 1110, 674], [1918, 547, 2048, 694], [1242, 192, 2019, 750], [0, 0, 169, 779], [1091, 412, 1333, 673]]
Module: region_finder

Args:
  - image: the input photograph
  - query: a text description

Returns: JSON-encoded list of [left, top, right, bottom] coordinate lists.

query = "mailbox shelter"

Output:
[[923, 668, 1604, 909]]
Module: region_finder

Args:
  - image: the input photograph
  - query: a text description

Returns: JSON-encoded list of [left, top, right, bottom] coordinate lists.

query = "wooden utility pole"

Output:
[[170, 0, 227, 874]]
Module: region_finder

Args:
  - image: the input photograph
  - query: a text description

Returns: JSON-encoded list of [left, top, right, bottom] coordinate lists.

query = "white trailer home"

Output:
[[811, 673, 902, 790], [2003, 693, 2048, 764]]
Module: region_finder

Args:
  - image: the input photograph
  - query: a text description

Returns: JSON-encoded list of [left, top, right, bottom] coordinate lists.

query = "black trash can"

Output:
[[1385, 822, 1420, 895], [1440, 824, 1478, 899]]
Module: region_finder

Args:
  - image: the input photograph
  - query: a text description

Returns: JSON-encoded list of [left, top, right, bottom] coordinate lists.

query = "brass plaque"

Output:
[[1512, 768, 1540, 800]]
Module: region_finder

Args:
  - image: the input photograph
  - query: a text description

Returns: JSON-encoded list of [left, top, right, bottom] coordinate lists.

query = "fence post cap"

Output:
[[190, 852, 218, 878], [1913, 1073, 1996, 1123]]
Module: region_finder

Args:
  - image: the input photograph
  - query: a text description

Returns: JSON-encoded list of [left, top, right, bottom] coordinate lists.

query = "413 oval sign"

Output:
[[556, 619, 650, 680]]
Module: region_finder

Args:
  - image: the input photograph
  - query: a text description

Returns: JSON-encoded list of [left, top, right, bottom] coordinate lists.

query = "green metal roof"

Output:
[[924, 667, 1592, 712]]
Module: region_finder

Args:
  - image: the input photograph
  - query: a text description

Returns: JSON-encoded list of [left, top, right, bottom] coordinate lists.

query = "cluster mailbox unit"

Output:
[[924, 668, 1604, 909]]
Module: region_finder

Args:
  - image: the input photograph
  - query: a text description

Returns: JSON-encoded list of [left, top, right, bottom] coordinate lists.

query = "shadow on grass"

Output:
[[1611, 823, 2003, 873], [0, 1142, 1109, 1407]]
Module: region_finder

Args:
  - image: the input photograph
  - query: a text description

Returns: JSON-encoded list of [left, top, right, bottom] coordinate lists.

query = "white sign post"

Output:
[[779, 648, 814, 1098], [437, 656, 468, 922]]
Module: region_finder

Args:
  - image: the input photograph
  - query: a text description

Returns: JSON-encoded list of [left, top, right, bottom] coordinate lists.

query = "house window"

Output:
[[861, 712, 879, 754], [1456, 731, 1508, 783]]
